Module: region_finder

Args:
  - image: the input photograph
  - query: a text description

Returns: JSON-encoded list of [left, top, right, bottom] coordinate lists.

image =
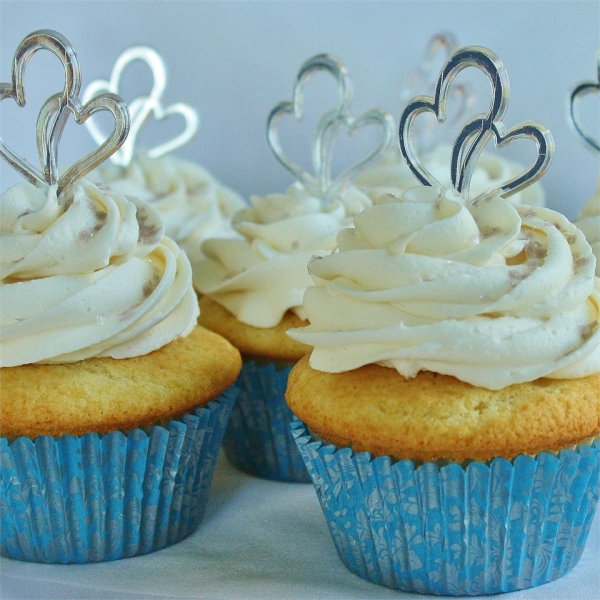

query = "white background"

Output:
[[1, 0, 599, 220]]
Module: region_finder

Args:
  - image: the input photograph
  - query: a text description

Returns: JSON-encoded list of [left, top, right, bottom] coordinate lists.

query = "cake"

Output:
[[0, 30, 241, 563], [192, 52, 394, 481], [286, 45, 600, 595]]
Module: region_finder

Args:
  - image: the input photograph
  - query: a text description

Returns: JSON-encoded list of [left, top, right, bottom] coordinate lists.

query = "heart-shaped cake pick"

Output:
[[400, 32, 476, 153], [569, 49, 600, 153], [0, 29, 81, 186], [82, 46, 199, 167], [0, 29, 130, 197], [398, 45, 554, 202], [267, 53, 394, 204]]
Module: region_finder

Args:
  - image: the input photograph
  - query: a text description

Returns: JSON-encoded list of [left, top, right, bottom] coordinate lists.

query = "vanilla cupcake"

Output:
[[1, 179, 241, 563], [95, 152, 245, 263], [575, 180, 600, 276], [286, 42, 599, 593], [193, 183, 372, 481], [356, 144, 546, 207], [287, 184, 600, 594]]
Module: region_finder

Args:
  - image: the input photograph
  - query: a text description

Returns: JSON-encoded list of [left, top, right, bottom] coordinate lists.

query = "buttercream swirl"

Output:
[[192, 183, 373, 328], [1, 179, 198, 367], [288, 186, 600, 389], [96, 153, 245, 263], [575, 181, 600, 276], [356, 145, 546, 207]]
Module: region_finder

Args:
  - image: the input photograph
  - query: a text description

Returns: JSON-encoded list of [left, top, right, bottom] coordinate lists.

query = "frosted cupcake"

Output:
[[287, 46, 600, 595], [84, 45, 245, 263], [0, 31, 241, 563], [192, 54, 394, 481]]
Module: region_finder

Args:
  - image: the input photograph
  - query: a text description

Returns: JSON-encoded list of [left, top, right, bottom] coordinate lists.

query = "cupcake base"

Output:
[[0, 386, 237, 564], [222, 361, 311, 482], [291, 419, 600, 596]]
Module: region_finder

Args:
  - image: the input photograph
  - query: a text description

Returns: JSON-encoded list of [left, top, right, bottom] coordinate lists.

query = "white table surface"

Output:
[[1, 455, 599, 600]]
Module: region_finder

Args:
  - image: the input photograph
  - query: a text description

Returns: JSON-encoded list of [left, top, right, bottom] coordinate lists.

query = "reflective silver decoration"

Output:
[[267, 53, 394, 203], [0, 29, 129, 196], [569, 50, 600, 153], [401, 32, 475, 152], [399, 45, 554, 201], [83, 46, 199, 167]]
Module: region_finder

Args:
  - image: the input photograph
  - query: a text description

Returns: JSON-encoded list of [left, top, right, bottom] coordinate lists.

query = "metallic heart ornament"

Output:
[[399, 46, 554, 201], [267, 53, 394, 203], [0, 29, 80, 186], [0, 29, 130, 197], [82, 46, 198, 166], [569, 50, 600, 153]]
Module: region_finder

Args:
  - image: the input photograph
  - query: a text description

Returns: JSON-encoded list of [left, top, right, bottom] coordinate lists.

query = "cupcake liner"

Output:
[[291, 419, 600, 596], [222, 361, 311, 482], [0, 386, 237, 564]]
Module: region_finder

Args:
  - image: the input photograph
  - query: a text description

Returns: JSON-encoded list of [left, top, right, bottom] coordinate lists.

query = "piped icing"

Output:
[[575, 182, 600, 276], [192, 183, 373, 328], [288, 187, 600, 389], [95, 153, 245, 263], [356, 145, 546, 207], [1, 179, 198, 367]]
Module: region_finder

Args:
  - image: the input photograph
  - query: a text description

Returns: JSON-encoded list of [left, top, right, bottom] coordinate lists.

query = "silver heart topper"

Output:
[[569, 49, 600, 153], [400, 32, 476, 153], [82, 46, 199, 167], [0, 29, 130, 197], [267, 53, 394, 204], [399, 46, 554, 202]]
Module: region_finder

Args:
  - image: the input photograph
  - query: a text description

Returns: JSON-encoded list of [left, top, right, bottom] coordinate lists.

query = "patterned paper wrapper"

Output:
[[0, 386, 237, 564], [222, 361, 311, 482], [291, 419, 600, 596]]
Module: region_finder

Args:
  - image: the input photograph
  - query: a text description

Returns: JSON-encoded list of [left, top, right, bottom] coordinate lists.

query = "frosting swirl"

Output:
[[575, 182, 600, 276], [192, 183, 372, 328], [1, 180, 198, 367], [288, 186, 600, 389], [96, 153, 245, 263], [356, 145, 546, 207]]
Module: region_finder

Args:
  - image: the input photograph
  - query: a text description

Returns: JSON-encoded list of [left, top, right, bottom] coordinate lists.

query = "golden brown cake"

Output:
[[287, 356, 600, 463], [198, 296, 309, 362], [1, 326, 241, 439]]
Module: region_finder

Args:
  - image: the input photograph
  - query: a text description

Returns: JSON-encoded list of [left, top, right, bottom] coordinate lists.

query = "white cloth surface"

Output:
[[1, 455, 599, 600]]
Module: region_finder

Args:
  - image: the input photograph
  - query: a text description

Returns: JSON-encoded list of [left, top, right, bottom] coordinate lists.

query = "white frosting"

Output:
[[356, 145, 546, 207], [0, 180, 199, 367], [575, 182, 600, 276], [192, 183, 373, 328], [96, 153, 245, 263], [288, 186, 600, 389]]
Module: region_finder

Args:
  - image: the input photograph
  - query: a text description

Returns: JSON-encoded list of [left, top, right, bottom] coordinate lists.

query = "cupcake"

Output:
[[0, 31, 241, 563], [286, 46, 600, 595], [192, 53, 394, 482], [84, 45, 245, 264]]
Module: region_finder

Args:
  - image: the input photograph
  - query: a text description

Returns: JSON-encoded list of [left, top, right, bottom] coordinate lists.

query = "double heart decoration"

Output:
[[399, 45, 554, 202], [267, 53, 394, 204], [569, 50, 600, 153], [0, 29, 129, 197], [82, 46, 199, 167]]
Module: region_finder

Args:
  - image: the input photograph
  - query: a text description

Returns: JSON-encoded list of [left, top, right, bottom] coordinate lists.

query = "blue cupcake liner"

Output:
[[0, 386, 237, 564], [291, 419, 600, 596], [222, 361, 311, 482]]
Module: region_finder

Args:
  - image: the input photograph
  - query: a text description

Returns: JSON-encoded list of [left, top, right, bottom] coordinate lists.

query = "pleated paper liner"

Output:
[[222, 361, 311, 482], [291, 419, 600, 596], [0, 385, 237, 564]]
